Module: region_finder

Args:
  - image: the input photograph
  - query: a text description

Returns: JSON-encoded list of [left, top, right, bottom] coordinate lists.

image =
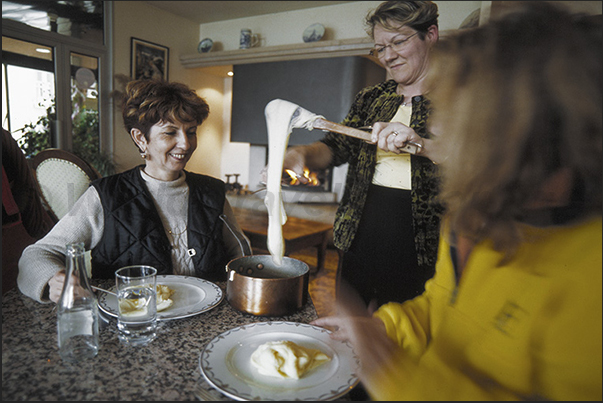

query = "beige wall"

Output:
[[191, 1, 480, 186], [112, 1, 600, 186], [111, 1, 482, 184], [111, 1, 226, 179], [196, 1, 481, 50]]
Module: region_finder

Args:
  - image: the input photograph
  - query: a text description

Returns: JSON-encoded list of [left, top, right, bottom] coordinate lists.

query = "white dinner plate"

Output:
[[98, 275, 223, 321], [199, 321, 359, 401]]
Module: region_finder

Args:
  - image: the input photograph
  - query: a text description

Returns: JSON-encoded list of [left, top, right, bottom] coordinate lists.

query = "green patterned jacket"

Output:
[[321, 79, 443, 274]]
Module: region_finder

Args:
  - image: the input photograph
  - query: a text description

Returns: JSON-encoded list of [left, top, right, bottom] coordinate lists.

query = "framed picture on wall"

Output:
[[130, 37, 169, 80]]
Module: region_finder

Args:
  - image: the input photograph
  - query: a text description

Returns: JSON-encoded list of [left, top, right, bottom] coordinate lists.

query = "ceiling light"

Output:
[[227, 71, 234, 77], [36, 48, 51, 54]]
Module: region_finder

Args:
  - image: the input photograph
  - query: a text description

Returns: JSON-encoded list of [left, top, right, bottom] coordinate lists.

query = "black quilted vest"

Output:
[[90, 167, 227, 281]]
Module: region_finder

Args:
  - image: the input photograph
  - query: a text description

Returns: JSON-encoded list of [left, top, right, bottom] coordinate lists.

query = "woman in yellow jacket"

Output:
[[312, 2, 602, 400]]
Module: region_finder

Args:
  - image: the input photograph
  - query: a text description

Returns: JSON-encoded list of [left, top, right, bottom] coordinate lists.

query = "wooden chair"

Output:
[[30, 149, 102, 222]]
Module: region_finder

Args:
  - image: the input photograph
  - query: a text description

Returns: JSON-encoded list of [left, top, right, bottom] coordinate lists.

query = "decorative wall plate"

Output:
[[198, 38, 214, 53], [302, 23, 325, 43]]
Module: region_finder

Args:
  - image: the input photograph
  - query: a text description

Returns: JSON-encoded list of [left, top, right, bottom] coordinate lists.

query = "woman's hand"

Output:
[[311, 314, 386, 342], [48, 270, 89, 303], [369, 121, 445, 164], [48, 270, 67, 303], [310, 282, 404, 390], [370, 122, 423, 154], [311, 314, 399, 377], [259, 147, 307, 184], [281, 147, 309, 183]]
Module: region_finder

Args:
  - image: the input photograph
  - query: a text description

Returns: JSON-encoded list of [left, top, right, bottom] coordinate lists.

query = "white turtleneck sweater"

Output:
[[17, 169, 247, 303], [143, 169, 193, 274]]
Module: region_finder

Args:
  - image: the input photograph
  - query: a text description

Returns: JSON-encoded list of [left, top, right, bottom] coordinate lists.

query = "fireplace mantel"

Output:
[[180, 37, 379, 68]]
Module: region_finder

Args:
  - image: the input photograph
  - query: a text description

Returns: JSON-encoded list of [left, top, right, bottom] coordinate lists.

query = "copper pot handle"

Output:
[[219, 214, 253, 257]]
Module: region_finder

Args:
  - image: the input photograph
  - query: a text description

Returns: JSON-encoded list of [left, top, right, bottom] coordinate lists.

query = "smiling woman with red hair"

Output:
[[18, 80, 248, 304]]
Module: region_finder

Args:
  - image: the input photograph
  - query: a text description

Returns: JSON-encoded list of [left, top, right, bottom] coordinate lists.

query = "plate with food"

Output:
[[98, 275, 223, 321], [199, 321, 359, 400]]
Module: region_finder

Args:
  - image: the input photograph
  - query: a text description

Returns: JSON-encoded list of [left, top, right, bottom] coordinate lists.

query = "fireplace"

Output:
[[277, 166, 337, 203], [248, 145, 346, 204], [283, 166, 331, 191]]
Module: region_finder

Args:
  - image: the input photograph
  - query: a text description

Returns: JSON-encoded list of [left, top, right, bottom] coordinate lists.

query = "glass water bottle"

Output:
[[57, 242, 99, 362]]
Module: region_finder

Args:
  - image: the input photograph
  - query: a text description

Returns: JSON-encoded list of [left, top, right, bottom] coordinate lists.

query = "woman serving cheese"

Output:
[[272, 1, 444, 309]]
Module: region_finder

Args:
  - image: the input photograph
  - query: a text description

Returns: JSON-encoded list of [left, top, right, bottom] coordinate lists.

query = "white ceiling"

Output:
[[143, 1, 355, 24]]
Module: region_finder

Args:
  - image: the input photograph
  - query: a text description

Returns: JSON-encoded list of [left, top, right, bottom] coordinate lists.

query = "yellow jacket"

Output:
[[371, 216, 602, 400]]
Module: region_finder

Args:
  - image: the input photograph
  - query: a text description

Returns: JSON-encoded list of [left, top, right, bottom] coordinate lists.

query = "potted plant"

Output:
[[16, 101, 115, 177]]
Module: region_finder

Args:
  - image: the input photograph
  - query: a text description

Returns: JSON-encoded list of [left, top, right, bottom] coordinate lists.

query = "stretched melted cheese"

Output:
[[264, 99, 323, 265], [250, 340, 331, 379]]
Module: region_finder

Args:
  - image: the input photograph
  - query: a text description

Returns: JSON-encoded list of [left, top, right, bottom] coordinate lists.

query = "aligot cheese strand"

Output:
[[264, 99, 323, 265]]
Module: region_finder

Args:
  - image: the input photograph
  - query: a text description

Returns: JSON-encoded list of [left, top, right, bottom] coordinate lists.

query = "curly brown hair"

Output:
[[428, 2, 602, 260], [364, 1, 439, 39], [122, 79, 210, 149]]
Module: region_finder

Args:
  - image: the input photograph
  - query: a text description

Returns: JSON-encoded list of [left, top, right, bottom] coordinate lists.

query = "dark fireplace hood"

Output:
[[231, 56, 385, 146]]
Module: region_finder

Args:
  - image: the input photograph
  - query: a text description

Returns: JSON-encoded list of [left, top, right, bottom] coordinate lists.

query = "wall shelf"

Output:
[[180, 37, 379, 68]]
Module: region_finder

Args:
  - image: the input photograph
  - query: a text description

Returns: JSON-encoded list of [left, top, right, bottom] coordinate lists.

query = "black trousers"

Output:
[[339, 184, 428, 308]]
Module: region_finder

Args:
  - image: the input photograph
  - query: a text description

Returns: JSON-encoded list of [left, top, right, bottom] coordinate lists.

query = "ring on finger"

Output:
[[391, 131, 399, 137]]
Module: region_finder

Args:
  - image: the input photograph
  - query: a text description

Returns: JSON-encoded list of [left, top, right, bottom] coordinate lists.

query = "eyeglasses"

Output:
[[369, 32, 419, 58]]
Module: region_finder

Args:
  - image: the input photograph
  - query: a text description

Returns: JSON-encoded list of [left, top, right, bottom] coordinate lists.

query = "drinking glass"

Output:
[[115, 265, 157, 346]]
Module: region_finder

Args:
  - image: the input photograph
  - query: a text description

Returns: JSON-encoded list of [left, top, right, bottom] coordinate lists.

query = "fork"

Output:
[[91, 285, 117, 296]]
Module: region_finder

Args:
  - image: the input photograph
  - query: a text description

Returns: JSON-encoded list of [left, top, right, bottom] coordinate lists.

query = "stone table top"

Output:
[[2, 279, 335, 401]]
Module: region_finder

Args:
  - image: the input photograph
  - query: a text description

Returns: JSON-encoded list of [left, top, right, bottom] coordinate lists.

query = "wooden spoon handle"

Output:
[[312, 118, 420, 154], [312, 118, 373, 142]]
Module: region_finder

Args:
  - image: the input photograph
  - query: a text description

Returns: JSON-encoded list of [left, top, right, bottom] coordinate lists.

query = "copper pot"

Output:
[[225, 255, 309, 316]]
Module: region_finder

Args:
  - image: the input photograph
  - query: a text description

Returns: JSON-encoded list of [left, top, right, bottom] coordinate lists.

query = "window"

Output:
[[2, 37, 54, 141], [2, 1, 113, 175]]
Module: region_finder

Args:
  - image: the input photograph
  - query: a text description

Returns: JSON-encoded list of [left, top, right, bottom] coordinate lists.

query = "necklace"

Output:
[[167, 226, 187, 236], [396, 87, 412, 106], [142, 167, 182, 182], [166, 221, 187, 249], [166, 188, 189, 238], [402, 96, 417, 106], [166, 222, 187, 251]]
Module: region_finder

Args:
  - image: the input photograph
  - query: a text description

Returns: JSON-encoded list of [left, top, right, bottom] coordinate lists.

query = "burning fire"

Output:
[[284, 168, 320, 186]]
